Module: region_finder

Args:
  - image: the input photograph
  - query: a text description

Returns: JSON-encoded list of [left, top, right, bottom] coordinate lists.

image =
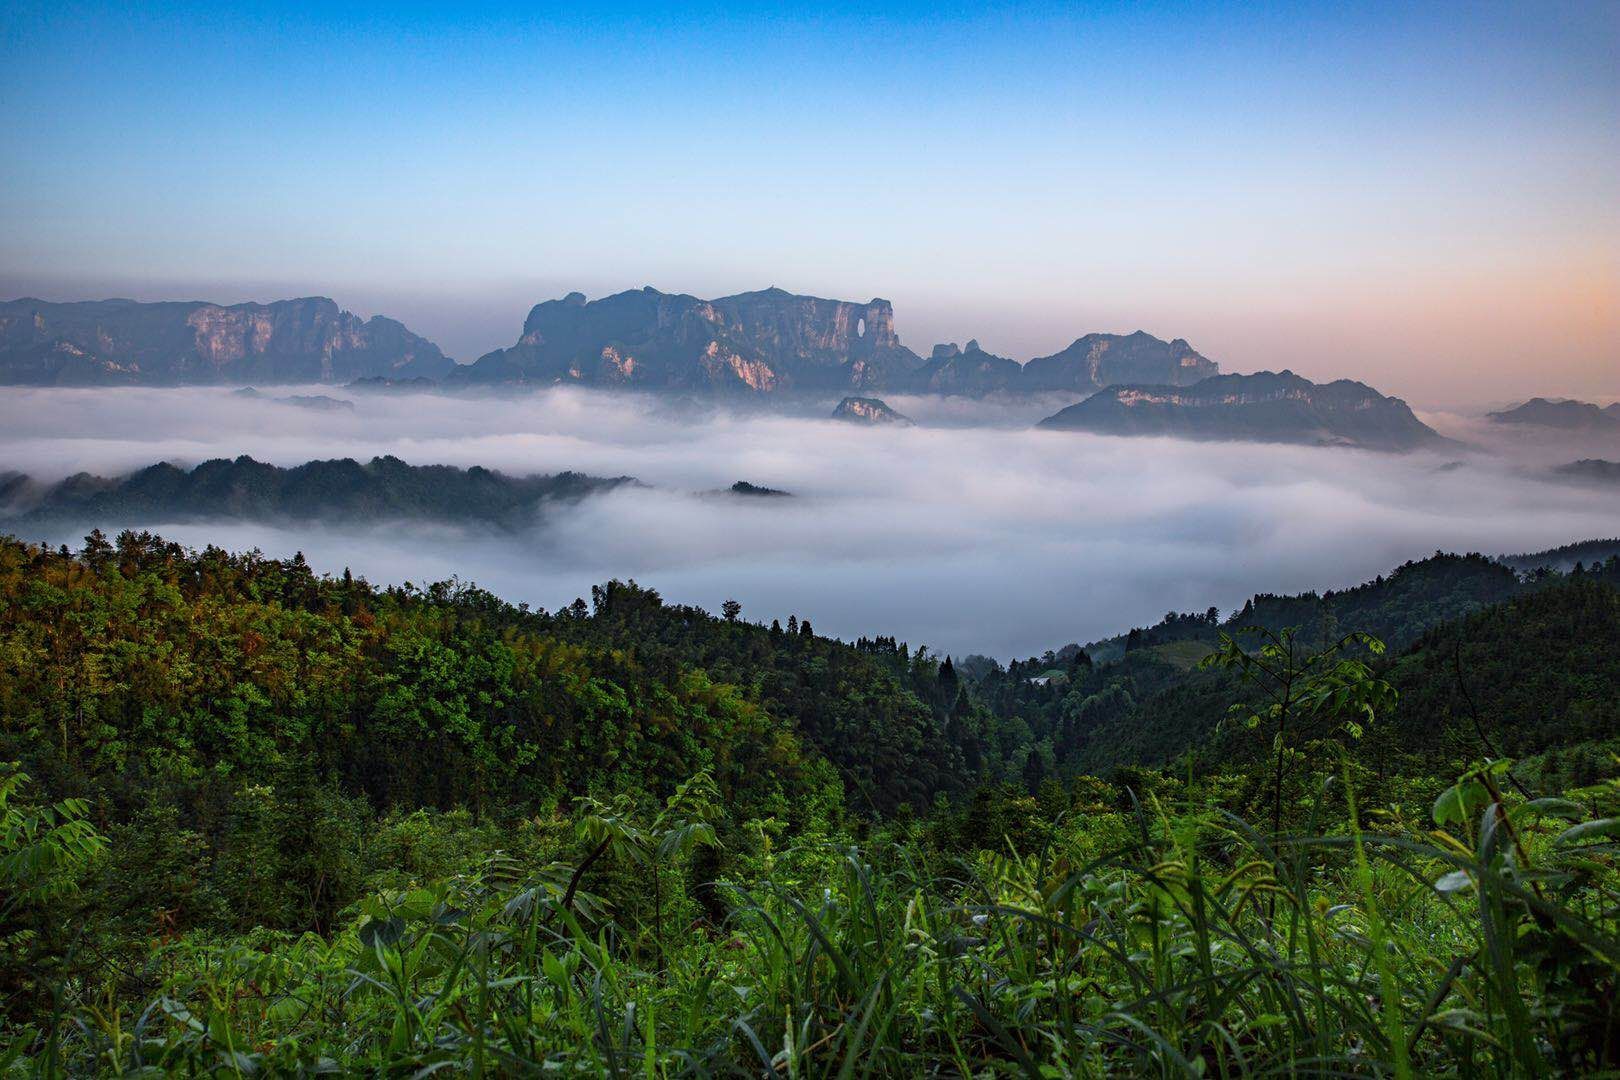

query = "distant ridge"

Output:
[[1553, 459, 1620, 485], [1500, 537, 1620, 573], [0, 456, 631, 528], [1489, 397, 1620, 430], [234, 387, 355, 411], [1037, 370, 1443, 450]]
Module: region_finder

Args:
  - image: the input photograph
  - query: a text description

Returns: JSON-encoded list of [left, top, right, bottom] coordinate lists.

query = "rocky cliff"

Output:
[[1038, 370, 1442, 450], [451, 286, 924, 394], [0, 297, 454, 385]]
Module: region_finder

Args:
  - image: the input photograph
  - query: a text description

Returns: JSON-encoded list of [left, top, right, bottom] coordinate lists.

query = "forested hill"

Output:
[[1079, 543, 1613, 665], [1046, 571, 1620, 778], [525, 580, 969, 812], [1075, 552, 1516, 666], [0, 533, 808, 821], [9, 526, 1618, 830], [0, 531, 967, 822], [968, 552, 1620, 783], [0, 455, 633, 528]]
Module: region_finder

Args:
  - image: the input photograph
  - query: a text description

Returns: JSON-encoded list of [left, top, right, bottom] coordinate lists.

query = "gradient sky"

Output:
[[3, 1, 1616, 405]]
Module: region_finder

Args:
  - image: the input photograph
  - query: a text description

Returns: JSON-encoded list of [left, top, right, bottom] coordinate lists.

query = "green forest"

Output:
[[3, 529, 1619, 1075]]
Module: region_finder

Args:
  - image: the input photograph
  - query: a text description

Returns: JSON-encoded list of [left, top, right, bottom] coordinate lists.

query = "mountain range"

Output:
[[0, 288, 1452, 451], [449, 288, 1223, 397], [0, 288, 1219, 397]]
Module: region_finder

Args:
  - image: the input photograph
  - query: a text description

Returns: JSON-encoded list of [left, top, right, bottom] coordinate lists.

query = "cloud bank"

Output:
[[2, 386, 1618, 659]]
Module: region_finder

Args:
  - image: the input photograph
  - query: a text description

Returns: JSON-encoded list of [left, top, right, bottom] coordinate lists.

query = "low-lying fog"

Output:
[[2, 386, 1618, 658]]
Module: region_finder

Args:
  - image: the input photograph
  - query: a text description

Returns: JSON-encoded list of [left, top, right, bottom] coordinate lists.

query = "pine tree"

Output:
[[948, 689, 981, 774], [1022, 748, 1047, 793], [80, 529, 112, 570]]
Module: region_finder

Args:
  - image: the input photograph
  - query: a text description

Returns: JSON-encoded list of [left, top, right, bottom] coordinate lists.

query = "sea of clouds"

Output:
[[2, 385, 1617, 659]]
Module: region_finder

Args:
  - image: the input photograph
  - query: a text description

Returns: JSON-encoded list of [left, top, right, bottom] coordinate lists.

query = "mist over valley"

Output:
[[4, 382, 1616, 659]]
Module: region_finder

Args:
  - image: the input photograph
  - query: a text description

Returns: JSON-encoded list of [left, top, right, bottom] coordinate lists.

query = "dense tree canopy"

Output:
[[2, 529, 1618, 1074]]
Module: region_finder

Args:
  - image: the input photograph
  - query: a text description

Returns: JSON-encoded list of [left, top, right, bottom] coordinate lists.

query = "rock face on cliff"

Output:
[[1022, 331, 1218, 392], [0, 297, 454, 385], [1038, 371, 1442, 450], [832, 396, 914, 426], [450, 287, 924, 394], [1489, 398, 1620, 430]]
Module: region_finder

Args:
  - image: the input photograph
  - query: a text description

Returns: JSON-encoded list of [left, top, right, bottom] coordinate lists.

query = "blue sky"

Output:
[[3, 1, 1615, 403]]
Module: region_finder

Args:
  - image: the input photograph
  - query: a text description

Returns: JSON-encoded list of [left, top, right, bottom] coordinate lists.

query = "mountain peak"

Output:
[[1023, 331, 1218, 395], [833, 395, 914, 426]]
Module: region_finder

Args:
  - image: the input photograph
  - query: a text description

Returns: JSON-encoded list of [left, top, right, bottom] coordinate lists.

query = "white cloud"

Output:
[[3, 385, 1618, 658]]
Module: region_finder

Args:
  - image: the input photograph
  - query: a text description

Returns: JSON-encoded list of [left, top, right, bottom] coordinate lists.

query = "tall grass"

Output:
[[11, 767, 1618, 1076]]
